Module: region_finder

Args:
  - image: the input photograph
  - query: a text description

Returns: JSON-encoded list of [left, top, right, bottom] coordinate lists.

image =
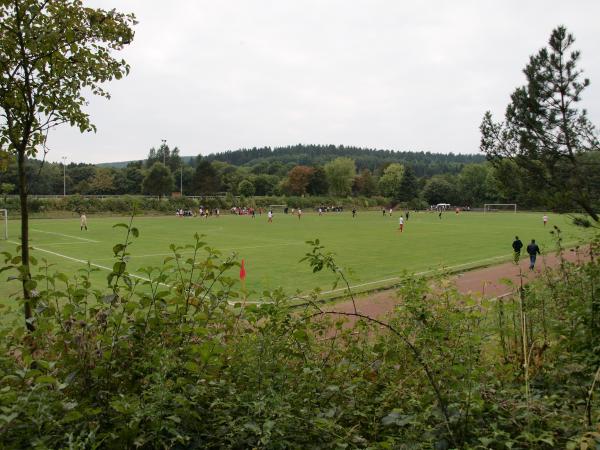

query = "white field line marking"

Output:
[[92, 241, 304, 261], [31, 229, 100, 243], [34, 241, 91, 247], [8, 240, 163, 286], [9, 239, 583, 305], [9, 240, 266, 305], [316, 240, 584, 297], [315, 253, 513, 297], [93, 251, 195, 261]]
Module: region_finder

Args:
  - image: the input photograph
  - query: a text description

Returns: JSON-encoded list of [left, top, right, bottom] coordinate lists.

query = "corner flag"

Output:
[[240, 259, 246, 281]]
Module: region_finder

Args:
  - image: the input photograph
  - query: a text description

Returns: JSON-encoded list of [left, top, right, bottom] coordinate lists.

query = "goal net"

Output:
[[268, 204, 287, 213], [484, 204, 517, 213], [0, 209, 7, 240]]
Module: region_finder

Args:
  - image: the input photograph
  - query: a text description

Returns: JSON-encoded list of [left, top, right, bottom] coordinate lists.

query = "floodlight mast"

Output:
[[61, 156, 67, 196], [1, 209, 7, 240]]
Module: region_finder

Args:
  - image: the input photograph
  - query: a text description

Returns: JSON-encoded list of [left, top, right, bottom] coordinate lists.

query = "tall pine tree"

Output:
[[481, 26, 600, 222]]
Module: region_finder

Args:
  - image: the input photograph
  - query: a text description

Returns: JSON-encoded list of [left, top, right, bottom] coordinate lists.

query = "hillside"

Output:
[[97, 156, 195, 169], [98, 144, 485, 177]]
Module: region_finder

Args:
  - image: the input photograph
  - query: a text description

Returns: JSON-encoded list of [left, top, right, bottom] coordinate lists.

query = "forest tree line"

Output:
[[0, 143, 560, 209]]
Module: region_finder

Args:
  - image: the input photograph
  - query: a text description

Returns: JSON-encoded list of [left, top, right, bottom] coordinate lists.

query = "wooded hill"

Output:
[[99, 144, 484, 177], [202, 145, 484, 176]]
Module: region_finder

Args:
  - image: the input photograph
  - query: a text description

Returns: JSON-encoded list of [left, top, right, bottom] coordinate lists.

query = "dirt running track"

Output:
[[328, 247, 590, 318]]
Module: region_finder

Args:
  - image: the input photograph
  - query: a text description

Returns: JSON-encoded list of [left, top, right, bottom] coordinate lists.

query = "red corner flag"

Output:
[[239, 259, 246, 281]]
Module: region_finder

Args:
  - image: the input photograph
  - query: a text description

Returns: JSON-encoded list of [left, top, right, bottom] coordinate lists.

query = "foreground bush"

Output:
[[0, 224, 599, 448]]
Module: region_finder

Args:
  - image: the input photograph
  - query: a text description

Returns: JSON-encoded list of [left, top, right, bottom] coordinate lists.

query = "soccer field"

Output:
[[0, 211, 590, 301]]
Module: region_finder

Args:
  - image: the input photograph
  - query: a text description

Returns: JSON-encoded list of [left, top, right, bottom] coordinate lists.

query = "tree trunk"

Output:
[[17, 149, 34, 332]]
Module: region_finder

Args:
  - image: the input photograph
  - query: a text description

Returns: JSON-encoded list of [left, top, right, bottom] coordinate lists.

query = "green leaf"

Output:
[[63, 411, 83, 423], [113, 243, 125, 254], [113, 261, 126, 274], [183, 361, 200, 373], [35, 375, 57, 385]]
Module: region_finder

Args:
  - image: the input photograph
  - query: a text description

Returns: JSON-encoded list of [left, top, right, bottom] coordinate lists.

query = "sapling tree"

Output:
[[480, 26, 600, 222], [0, 0, 135, 329]]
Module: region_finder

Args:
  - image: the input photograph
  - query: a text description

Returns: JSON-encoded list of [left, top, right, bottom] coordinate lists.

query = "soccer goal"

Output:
[[268, 204, 287, 213], [484, 204, 517, 213], [0, 209, 7, 240]]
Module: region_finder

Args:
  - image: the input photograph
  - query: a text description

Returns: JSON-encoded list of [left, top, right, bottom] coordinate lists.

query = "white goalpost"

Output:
[[484, 203, 517, 213], [0, 209, 7, 240], [268, 204, 287, 213]]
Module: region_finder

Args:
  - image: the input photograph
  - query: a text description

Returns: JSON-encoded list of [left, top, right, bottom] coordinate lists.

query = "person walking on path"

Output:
[[526, 239, 541, 270], [512, 236, 523, 263]]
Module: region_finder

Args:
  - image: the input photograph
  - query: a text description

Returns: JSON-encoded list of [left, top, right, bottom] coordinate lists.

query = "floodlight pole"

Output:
[[61, 156, 67, 196], [161, 139, 167, 165], [180, 165, 183, 195]]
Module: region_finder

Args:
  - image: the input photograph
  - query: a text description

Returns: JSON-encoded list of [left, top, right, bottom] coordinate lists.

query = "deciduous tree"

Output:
[[252, 174, 278, 196], [307, 166, 329, 196], [324, 157, 355, 197], [142, 163, 174, 198], [124, 162, 145, 194], [0, 0, 135, 329], [1, 182, 14, 200], [87, 168, 116, 195], [378, 163, 404, 199], [457, 164, 490, 206], [286, 165, 314, 196], [423, 176, 458, 205], [238, 179, 255, 197], [352, 168, 377, 197]]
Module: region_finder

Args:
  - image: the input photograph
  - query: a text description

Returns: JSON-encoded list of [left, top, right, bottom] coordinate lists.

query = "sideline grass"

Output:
[[0, 211, 590, 302]]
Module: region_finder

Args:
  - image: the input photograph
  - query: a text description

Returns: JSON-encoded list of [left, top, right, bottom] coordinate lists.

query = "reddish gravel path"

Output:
[[328, 247, 589, 318]]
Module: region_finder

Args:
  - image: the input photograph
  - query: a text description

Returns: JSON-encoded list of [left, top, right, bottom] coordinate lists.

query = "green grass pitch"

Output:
[[0, 211, 590, 301]]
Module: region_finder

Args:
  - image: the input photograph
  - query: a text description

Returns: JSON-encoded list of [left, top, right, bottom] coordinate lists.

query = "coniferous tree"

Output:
[[397, 166, 419, 202], [192, 160, 221, 194], [481, 26, 600, 222]]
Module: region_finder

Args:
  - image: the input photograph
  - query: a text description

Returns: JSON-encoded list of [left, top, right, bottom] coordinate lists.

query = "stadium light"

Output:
[[61, 156, 67, 196]]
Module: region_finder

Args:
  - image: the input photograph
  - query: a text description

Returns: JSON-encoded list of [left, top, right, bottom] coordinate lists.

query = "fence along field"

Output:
[[0, 210, 590, 302]]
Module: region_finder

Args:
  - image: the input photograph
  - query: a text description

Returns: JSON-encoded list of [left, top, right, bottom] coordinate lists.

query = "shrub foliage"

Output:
[[0, 223, 599, 448]]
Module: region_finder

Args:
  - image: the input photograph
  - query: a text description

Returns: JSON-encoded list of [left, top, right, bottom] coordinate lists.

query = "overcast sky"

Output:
[[47, 0, 600, 164]]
